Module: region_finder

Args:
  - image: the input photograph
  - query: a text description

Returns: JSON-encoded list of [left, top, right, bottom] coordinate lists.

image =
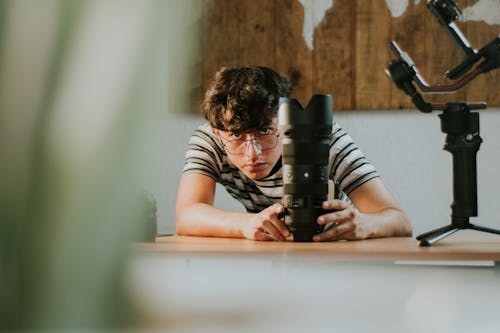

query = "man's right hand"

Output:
[[240, 203, 290, 241]]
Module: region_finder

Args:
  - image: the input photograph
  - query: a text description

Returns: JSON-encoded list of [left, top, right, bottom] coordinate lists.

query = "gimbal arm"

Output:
[[385, 0, 499, 113], [427, 0, 500, 80], [427, 0, 476, 58]]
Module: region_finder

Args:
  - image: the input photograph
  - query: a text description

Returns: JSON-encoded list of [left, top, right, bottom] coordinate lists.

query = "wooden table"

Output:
[[133, 234, 500, 263]]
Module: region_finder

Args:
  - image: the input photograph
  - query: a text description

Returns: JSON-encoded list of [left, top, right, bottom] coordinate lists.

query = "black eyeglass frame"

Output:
[[218, 131, 280, 155]]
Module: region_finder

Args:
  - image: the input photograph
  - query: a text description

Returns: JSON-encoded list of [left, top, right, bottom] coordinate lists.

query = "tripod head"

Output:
[[385, 0, 500, 112]]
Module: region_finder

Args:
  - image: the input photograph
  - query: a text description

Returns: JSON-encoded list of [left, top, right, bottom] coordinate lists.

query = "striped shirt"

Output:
[[182, 122, 379, 213]]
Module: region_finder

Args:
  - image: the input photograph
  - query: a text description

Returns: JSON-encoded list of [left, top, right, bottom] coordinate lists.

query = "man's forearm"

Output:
[[176, 203, 249, 238], [360, 207, 413, 238]]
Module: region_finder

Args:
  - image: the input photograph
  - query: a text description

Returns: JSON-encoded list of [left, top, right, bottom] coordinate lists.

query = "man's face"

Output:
[[214, 117, 282, 180]]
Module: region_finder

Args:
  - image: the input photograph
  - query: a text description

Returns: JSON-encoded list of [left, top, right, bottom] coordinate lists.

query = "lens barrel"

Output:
[[278, 95, 333, 241]]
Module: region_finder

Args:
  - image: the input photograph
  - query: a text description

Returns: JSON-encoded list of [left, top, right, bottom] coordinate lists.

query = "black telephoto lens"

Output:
[[278, 94, 333, 241]]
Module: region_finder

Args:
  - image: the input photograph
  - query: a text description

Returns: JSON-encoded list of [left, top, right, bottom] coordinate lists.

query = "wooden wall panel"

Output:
[[275, 0, 313, 105], [201, 0, 240, 96], [187, 0, 204, 112], [238, 0, 276, 68], [198, 0, 499, 112], [313, 0, 353, 110], [354, 0, 391, 110]]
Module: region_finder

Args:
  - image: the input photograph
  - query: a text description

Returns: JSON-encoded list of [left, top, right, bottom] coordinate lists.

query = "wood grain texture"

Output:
[[275, 0, 313, 105], [196, 0, 499, 112], [201, 0, 240, 95], [354, 0, 392, 110], [313, 0, 353, 110], [239, 0, 276, 68], [135, 235, 500, 261]]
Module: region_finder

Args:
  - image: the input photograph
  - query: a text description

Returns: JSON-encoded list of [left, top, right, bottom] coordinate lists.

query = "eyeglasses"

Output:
[[220, 132, 280, 155]]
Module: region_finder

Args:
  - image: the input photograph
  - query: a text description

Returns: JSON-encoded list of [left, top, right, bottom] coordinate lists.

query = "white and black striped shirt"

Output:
[[182, 122, 378, 213]]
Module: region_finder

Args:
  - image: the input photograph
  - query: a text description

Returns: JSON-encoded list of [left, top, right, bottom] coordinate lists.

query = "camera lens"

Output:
[[278, 95, 333, 241]]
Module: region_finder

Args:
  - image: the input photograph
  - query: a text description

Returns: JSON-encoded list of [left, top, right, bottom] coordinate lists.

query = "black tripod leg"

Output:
[[417, 224, 457, 240], [468, 223, 500, 235], [417, 225, 460, 247]]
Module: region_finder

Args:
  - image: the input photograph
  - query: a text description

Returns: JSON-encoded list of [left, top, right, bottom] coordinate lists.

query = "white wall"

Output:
[[155, 107, 500, 237]]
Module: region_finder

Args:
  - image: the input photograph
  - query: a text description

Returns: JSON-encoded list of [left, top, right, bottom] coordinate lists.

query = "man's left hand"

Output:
[[312, 200, 372, 241]]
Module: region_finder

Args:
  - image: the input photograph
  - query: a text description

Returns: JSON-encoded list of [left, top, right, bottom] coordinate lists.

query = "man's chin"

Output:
[[243, 166, 271, 180]]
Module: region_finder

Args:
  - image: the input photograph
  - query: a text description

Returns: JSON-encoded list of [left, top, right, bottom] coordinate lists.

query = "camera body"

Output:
[[278, 94, 333, 241]]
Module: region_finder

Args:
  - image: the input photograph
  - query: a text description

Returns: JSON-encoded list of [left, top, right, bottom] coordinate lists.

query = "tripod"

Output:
[[386, 0, 500, 246], [415, 102, 500, 246]]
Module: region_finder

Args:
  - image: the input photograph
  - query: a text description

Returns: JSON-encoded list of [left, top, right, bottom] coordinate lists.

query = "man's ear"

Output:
[[212, 127, 224, 142]]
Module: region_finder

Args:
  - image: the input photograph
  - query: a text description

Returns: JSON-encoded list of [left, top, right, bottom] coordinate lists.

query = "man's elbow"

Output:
[[399, 210, 413, 237], [175, 206, 190, 235]]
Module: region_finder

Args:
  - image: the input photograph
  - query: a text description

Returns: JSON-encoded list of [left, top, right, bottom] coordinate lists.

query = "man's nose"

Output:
[[244, 138, 262, 157]]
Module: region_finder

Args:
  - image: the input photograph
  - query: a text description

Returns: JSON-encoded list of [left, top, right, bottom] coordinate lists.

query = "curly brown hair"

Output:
[[201, 66, 292, 133]]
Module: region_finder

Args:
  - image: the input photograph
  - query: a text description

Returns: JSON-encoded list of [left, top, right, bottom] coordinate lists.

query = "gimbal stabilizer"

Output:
[[386, 0, 500, 246]]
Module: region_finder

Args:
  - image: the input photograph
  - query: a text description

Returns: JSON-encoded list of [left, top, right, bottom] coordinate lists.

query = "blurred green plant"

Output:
[[0, 0, 197, 331]]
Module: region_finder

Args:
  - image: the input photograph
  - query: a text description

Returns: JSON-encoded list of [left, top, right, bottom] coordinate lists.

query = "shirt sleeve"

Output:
[[182, 125, 223, 182], [329, 122, 379, 195]]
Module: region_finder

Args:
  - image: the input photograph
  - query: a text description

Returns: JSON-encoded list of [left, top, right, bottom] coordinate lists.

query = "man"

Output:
[[176, 66, 412, 241]]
